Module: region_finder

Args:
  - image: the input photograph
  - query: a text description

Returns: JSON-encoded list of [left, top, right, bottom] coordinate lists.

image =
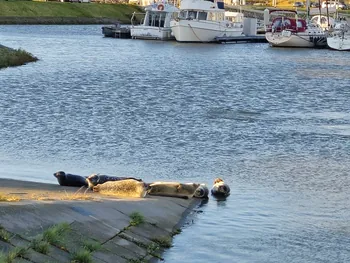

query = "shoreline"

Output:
[[0, 178, 201, 262], [0, 16, 122, 25]]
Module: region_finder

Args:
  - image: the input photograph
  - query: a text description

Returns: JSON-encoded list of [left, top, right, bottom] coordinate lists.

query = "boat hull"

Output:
[[130, 26, 174, 40], [265, 31, 327, 48], [327, 35, 350, 51], [170, 20, 243, 42]]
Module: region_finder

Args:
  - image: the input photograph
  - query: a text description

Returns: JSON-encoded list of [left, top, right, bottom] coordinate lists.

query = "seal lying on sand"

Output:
[[147, 182, 200, 199], [194, 184, 209, 198], [53, 171, 88, 187], [92, 179, 148, 198], [211, 178, 230, 197], [86, 174, 143, 189]]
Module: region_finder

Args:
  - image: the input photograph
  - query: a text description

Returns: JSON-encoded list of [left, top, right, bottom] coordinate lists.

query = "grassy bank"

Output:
[[0, 1, 143, 23], [0, 46, 38, 69]]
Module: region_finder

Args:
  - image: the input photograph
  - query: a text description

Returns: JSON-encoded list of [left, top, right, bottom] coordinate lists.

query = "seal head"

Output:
[[53, 171, 88, 187], [194, 184, 209, 198], [211, 178, 230, 197]]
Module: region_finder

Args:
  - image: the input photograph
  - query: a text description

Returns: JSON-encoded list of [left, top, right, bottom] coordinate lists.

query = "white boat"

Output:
[[130, 2, 179, 40], [265, 10, 327, 48], [327, 22, 350, 51], [170, 0, 244, 43]]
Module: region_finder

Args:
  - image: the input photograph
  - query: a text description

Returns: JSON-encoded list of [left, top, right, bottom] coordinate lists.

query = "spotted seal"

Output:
[[147, 182, 200, 199], [92, 179, 148, 198], [194, 184, 209, 198], [211, 178, 230, 197], [86, 173, 143, 189], [53, 171, 88, 187]]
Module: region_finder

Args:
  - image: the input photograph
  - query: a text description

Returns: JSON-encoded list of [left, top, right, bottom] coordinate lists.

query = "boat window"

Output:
[[179, 10, 187, 19], [159, 13, 165, 27], [188, 11, 197, 20], [282, 19, 291, 27], [198, 12, 207, 20], [272, 19, 282, 28]]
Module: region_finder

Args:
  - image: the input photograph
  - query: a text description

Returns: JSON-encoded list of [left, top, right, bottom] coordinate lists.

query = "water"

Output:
[[1, 25, 350, 263]]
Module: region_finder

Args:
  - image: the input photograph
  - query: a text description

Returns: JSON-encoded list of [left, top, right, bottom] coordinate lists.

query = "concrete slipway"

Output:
[[0, 179, 202, 263]]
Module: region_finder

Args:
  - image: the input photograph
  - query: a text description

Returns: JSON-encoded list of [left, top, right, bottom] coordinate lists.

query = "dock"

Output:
[[215, 35, 268, 44], [102, 24, 131, 39]]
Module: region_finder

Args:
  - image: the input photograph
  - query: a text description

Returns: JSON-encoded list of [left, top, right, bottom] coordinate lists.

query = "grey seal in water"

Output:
[[211, 178, 230, 197]]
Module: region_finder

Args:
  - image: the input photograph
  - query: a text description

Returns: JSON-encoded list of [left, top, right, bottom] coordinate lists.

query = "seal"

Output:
[[147, 182, 200, 199], [86, 173, 143, 189], [92, 179, 148, 198], [211, 178, 230, 197], [53, 171, 88, 187], [194, 184, 209, 198]]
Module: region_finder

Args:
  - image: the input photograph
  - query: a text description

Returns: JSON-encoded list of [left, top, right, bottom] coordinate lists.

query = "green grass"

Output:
[[129, 212, 145, 227], [30, 238, 50, 254], [0, 47, 38, 69], [4, 247, 27, 263], [71, 249, 93, 263], [0, 1, 143, 21], [151, 236, 172, 248], [43, 223, 71, 246], [82, 240, 101, 252]]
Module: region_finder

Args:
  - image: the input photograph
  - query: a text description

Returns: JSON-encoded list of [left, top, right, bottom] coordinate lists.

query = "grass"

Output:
[[151, 236, 172, 248], [30, 238, 50, 254], [43, 223, 71, 246], [0, 227, 11, 242], [0, 193, 21, 202], [82, 240, 101, 252], [129, 212, 144, 227], [71, 249, 93, 263], [3, 247, 27, 263], [0, 47, 38, 70], [0, 2, 143, 22]]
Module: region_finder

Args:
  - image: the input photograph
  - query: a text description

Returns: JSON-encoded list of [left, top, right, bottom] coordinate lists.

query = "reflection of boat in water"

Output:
[[170, 0, 243, 43], [265, 10, 327, 48], [102, 23, 131, 39], [327, 22, 350, 51], [130, 2, 179, 40]]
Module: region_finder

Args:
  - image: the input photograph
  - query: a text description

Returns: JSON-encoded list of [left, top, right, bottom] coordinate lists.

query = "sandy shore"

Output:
[[0, 178, 201, 262]]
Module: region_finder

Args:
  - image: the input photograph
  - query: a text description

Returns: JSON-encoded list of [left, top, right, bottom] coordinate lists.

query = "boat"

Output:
[[265, 10, 327, 48], [170, 0, 244, 43], [327, 21, 350, 50], [102, 23, 131, 39], [130, 2, 179, 40]]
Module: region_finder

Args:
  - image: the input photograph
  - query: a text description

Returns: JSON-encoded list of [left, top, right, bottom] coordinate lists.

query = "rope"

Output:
[[188, 23, 205, 43]]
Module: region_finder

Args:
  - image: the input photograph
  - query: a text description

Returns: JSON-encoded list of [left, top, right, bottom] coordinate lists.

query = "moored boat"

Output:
[[265, 10, 327, 48], [170, 0, 244, 43], [327, 22, 350, 51], [130, 2, 179, 40]]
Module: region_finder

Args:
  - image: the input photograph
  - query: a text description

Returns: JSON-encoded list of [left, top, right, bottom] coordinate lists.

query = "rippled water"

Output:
[[1, 25, 350, 263]]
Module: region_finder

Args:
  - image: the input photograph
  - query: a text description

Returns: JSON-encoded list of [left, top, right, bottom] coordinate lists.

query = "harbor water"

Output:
[[1, 25, 350, 263]]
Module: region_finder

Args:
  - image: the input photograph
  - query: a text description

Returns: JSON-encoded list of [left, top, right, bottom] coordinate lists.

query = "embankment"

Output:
[[0, 1, 143, 24], [0, 178, 201, 262], [0, 45, 38, 69]]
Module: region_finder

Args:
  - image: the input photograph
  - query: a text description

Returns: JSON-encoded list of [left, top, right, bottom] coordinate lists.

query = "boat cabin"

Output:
[[177, 10, 225, 21], [268, 17, 307, 32]]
